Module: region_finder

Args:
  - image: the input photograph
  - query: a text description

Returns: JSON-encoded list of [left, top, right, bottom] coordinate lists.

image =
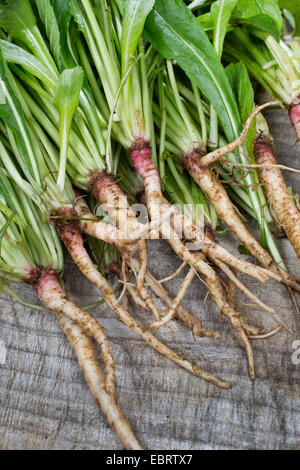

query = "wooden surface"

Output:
[[0, 105, 300, 450]]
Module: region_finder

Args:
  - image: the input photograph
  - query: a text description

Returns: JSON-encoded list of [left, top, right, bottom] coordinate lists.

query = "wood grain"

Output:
[[0, 104, 300, 450]]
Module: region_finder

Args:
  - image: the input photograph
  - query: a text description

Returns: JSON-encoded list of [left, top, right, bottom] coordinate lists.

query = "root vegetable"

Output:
[[56, 313, 143, 450], [56, 209, 230, 387], [183, 149, 280, 272], [289, 102, 300, 141], [35, 269, 116, 396], [129, 142, 257, 378], [254, 133, 300, 261]]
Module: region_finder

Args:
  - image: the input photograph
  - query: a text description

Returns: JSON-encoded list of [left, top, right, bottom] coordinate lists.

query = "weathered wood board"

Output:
[[0, 105, 300, 450]]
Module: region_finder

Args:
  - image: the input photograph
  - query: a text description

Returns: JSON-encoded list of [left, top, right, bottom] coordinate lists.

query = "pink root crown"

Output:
[[129, 140, 156, 180], [52, 207, 79, 231], [289, 103, 300, 128], [254, 133, 273, 153], [254, 138, 274, 166], [24, 267, 40, 284], [89, 170, 120, 202], [182, 148, 205, 173], [34, 269, 60, 296]]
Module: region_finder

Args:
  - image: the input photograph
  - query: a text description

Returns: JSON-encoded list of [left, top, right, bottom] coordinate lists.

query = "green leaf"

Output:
[[236, 0, 281, 20], [55, 66, 84, 191], [69, 0, 88, 35], [121, 0, 155, 73], [226, 62, 255, 156], [145, 0, 241, 142], [0, 44, 41, 185], [0, 93, 19, 132], [42, 0, 77, 70], [0, 169, 26, 218], [115, 0, 125, 15], [0, 213, 15, 254], [188, 0, 211, 10], [0, 0, 57, 72], [35, 0, 61, 66], [0, 201, 15, 222], [197, 12, 214, 32], [0, 40, 55, 87], [259, 218, 268, 250], [55, 0, 106, 158], [49, 0, 71, 34], [238, 14, 282, 40], [0, 0, 36, 46], [211, 0, 238, 58], [225, 62, 254, 124], [279, 0, 300, 36], [235, 0, 283, 39]]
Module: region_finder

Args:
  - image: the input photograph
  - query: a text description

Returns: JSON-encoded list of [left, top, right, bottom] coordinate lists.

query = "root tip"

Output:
[[223, 381, 233, 389]]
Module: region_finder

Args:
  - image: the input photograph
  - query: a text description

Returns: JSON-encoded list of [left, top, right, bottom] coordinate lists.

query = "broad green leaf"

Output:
[[211, 0, 238, 58], [69, 0, 88, 35], [225, 62, 254, 124], [58, 0, 107, 158], [279, 0, 300, 36], [55, 66, 84, 191], [0, 40, 56, 87], [35, 0, 105, 158], [49, 0, 71, 33], [145, 0, 241, 142], [40, 0, 77, 70], [209, 0, 238, 147], [235, 0, 282, 39], [114, 0, 125, 15], [188, 0, 211, 10], [35, 0, 100, 116], [236, 0, 281, 20], [0, 0, 36, 45], [121, 0, 155, 73], [35, 0, 61, 67], [0, 45, 41, 185], [225, 62, 255, 156], [0, 0, 57, 72], [197, 2, 279, 38], [238, 14, 282, 40], [197, 12, 214, 32]]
